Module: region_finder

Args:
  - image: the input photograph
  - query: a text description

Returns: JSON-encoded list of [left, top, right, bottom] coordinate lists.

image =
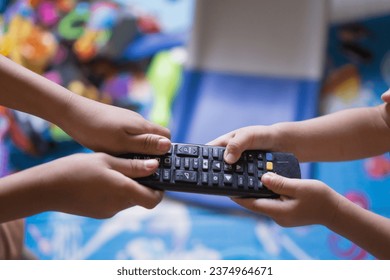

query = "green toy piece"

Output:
[[49, 125, 72, 142], [147, 50, 182, 127]]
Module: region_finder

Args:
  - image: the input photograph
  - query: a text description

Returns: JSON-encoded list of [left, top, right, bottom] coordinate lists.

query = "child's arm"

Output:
[[233, 173, 390, 260], [210, 101, 390, 163], [0, 55, 171, 154], [0, 153, 162, 223]]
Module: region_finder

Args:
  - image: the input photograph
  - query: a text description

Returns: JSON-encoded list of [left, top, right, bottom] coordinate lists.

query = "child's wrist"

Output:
[[322, 191, 345, 229], [269, 123, 288, 152]]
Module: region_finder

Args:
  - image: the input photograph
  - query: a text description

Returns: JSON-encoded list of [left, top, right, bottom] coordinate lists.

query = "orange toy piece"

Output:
[[19, 26, 58, 74], [73, 30, 99, 61], [0, 15, 32, 58], [0, 14, 57, 74], [322, 64, 361, 102]]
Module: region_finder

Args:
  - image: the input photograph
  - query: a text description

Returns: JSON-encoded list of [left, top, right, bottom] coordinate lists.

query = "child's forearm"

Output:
[[325, 196, 390, 260], [0, 166, 51, 223], [274, 104, 390, 162], [0, 55, 73, 125]]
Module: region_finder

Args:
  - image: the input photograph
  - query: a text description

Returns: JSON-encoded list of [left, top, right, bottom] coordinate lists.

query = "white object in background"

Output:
[[187, 0, 328, 80], [330, 0, 390, 23]]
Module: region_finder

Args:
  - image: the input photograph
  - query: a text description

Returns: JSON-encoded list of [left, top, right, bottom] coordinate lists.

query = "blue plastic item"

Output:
[[0, 0, 10, 13], [121, 31, 187, 61]]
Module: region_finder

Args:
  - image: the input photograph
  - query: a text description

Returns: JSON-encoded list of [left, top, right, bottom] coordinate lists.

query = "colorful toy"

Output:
[[36, 0, 60, 27], [101, 14, 137, 60], [20, 25, 58, 73], [147, 49, 182, 127], [0, 1, 58, 73], [0, 14, 33, 57], [122, 31, 187, 61], [57, 2, 90, 41], [322, 64, 361, 103], [0, 0, 185, 156], [101, 72, 153, 115], [73, 1, 117, 61]]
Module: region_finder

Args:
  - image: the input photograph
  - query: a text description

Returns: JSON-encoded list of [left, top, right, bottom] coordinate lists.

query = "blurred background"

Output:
[[1, 0, 390, 259]]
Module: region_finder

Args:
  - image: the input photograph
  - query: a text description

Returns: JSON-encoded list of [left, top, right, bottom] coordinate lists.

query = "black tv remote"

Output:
[[120, 143, 301, 198]]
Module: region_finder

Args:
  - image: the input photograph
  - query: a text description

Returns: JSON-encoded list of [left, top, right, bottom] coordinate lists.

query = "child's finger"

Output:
[[109, 157, 163, 209], [381, 89, 390, 103], [223, 130, 256, 163], [261, 172, 298, 197], [206, 132, 234, 146], [108, 157, 159, 178], [144, 123, 171, 140], [126, 134, 172, 155], [232, 197, 285, 217]]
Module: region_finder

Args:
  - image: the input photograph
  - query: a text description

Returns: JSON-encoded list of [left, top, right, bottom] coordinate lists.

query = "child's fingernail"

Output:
[[157, 138, 171, 151], [381, 89, 390, 96], [261, 172, 275, 183], [225, 152, 236, 163], [144, 159, 159, 170]]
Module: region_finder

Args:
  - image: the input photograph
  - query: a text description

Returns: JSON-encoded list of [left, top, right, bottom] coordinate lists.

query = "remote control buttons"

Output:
[[212, 161, 222, 171], [211, 173, 220, 185], [163, 169, 171, 181], [248, 177, 255, 188], [152, 169, 161, 180], [163, 157, 172, 167], [176, 145, 199, 156], [121, 146, 289, 198], [212, 148, 219, 158], [193, 158, 199, 170], [202, 159, 209, 170], [247, 163, 255, 174], [247, 153, 255, 161], [202, 147, 209, 158], [266, 162, 274, 171], [265, 153, 274, 171], [175, 157, 181, 168], [174, 170, 197, 183], [201, 172, 208, 184], [237, 175, 244, 187], [223, 174, 233, 185], [235, 162, 244, 173], [184, 158, 190, 169], [224, 163, 233, 172]]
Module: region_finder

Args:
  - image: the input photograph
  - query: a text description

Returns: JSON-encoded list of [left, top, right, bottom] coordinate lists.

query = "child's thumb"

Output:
[[381, 89, 390, 103], [261, 173, 296, 196]]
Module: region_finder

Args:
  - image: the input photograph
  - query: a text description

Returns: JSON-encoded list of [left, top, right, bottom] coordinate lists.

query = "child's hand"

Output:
[[59, 96, 171, 155], [232, 173, 341, 227], [35, 153, 163, 219], [208, 126, 278, 164]]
